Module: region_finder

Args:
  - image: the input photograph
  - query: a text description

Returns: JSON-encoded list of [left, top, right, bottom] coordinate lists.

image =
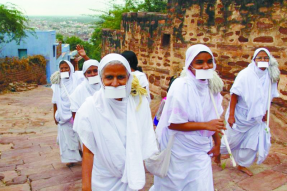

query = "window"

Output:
[[18, 49, 27, 58], [53, 45, 56, 57], [162, 34, 171, 48]]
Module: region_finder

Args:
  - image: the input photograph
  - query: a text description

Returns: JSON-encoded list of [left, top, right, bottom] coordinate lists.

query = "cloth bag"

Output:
[[144, 133, 175, 178]]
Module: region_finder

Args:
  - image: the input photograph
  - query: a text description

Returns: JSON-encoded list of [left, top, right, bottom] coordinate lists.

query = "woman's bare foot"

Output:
[[237, 165, 253, 176], [214, 154, 221, 166]]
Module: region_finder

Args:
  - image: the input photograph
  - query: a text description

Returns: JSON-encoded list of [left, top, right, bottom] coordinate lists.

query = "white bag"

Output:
[[144, 133, 175, 178]]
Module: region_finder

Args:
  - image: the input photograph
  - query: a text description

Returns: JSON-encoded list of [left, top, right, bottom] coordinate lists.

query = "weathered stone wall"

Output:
[[102, 0, 287, 104], [0, 56, 47, 92]]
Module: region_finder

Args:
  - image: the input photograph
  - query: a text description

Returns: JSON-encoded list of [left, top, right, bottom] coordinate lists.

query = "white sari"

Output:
[[73, 54, 158, 191], [151, 44, 223, 191], [221, 48, 279, 167], [51, 60, 82, 163]]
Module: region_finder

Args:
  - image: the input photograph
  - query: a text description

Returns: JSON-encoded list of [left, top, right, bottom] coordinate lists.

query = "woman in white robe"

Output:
[[122, 51, 151, 102], [51, 60, 82, 165], [73, 53, 158, 191], [70, 59, 101, 118], [151, 44, 226, 191], [219, 48, 280, 176]]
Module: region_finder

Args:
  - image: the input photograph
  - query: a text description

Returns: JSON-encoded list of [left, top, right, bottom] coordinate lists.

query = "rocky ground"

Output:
[[0, 86, 287, 191]]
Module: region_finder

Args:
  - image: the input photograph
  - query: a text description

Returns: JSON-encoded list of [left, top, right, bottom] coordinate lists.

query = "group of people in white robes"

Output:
[[51, 43, 280, 191]]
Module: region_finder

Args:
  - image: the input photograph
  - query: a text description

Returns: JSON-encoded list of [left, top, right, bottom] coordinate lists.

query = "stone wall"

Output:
[[0, 56, 47, 92], [101, 0, 287, 104]]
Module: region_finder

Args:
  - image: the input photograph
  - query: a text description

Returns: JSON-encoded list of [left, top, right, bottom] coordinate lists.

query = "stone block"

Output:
[[37, 180, 82, 191], [31, 170, 81, 191], [0, 183, 30, 191], [2, 170, 18, 183], [197, 32, 204, 36], [215, 17, 224, 24], [238, 170, 287, 191], [225, 32, 234, 37], [149, 74, 155, 84], [6, 175, 27, 186], [28, 167, 71, 182], [254, 36, 274, 43], [238, 36, 248, 42], [257, 22, 273, 29], [217, 45, 241, 51], [235, 61, 249, 67], [279, 27, 287, 34]]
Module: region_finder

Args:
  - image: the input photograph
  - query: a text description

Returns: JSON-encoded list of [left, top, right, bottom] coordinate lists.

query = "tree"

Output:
[[56, 33, 65, 43], [90, 0, 167, 60], [0, 3, 34, 44], [66, 36, 97, 68], [65, 36, 83, 50], [138, 0, 167, 12]]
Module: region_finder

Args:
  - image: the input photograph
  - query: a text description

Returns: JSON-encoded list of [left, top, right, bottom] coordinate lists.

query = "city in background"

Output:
[[28, 16, 99, 42]]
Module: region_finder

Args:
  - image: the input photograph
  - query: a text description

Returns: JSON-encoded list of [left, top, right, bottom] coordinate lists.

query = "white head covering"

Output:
[[51, 60, 78, 123], [69, 59, 101, 113], [250, 48, 270, 78], [156, 44, 223, 142], [252, 48, 271, 62], [82, 59, 99, 74], [99, 53, 132, 96], [185, 44, 216, 70]]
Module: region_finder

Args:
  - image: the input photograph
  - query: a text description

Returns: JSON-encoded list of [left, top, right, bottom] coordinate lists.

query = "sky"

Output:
[[1, 0, 125, 16]]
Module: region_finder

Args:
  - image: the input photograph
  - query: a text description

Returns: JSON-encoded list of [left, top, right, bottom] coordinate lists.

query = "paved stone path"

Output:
[[0, 86, 287, 190]]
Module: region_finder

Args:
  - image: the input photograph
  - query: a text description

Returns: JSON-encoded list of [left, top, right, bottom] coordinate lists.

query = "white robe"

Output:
[[221, 61, 279, 167], [132, 71, 151, 102], [152, 76, 223, 191], [152, 44, 222, 191], [73, 53, 158, 191], [74, 90, 158, 191], [70, 79, 100, 112], [51, 60, 82, 163]]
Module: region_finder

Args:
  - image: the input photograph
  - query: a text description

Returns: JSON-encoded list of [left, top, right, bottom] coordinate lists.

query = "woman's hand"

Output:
[[76, 44, 86, 57], [205, 119, 226, 134], [228, 115, 235, 128], [262, 113, 267, 122], [54, 119, 58, 125], [76, 44, 89, 61], [208, 145, 220, 157]]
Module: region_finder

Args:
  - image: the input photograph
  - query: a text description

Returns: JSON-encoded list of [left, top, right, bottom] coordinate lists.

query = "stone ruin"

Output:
[[101, 0, 287, 109]]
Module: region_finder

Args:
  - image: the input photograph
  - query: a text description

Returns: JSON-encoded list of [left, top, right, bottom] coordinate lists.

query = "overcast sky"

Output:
[[1, 0, 124, 16]]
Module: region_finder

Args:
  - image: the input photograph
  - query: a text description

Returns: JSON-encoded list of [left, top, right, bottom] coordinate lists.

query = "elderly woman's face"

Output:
[[254, 51, 269, 70], [85, 66, 98, 78], [188, 52, 213, 76], [59, 63, 70, 73], [102, 63, 128, 87]]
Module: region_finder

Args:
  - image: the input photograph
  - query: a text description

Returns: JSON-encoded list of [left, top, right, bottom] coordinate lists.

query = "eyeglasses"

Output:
[[255, 57, 269, 61]]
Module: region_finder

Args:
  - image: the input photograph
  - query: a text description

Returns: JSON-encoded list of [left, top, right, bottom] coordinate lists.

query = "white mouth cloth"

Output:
[[257, 62, 269, 68], [88, 76, 100, 84], [60, 72, 69, 79], [195, 69, 214, 79], [104, 85, 127, 98]]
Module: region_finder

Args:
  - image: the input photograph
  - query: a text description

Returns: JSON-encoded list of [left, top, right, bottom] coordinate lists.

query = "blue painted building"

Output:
[[0, 30, 70, 83]]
